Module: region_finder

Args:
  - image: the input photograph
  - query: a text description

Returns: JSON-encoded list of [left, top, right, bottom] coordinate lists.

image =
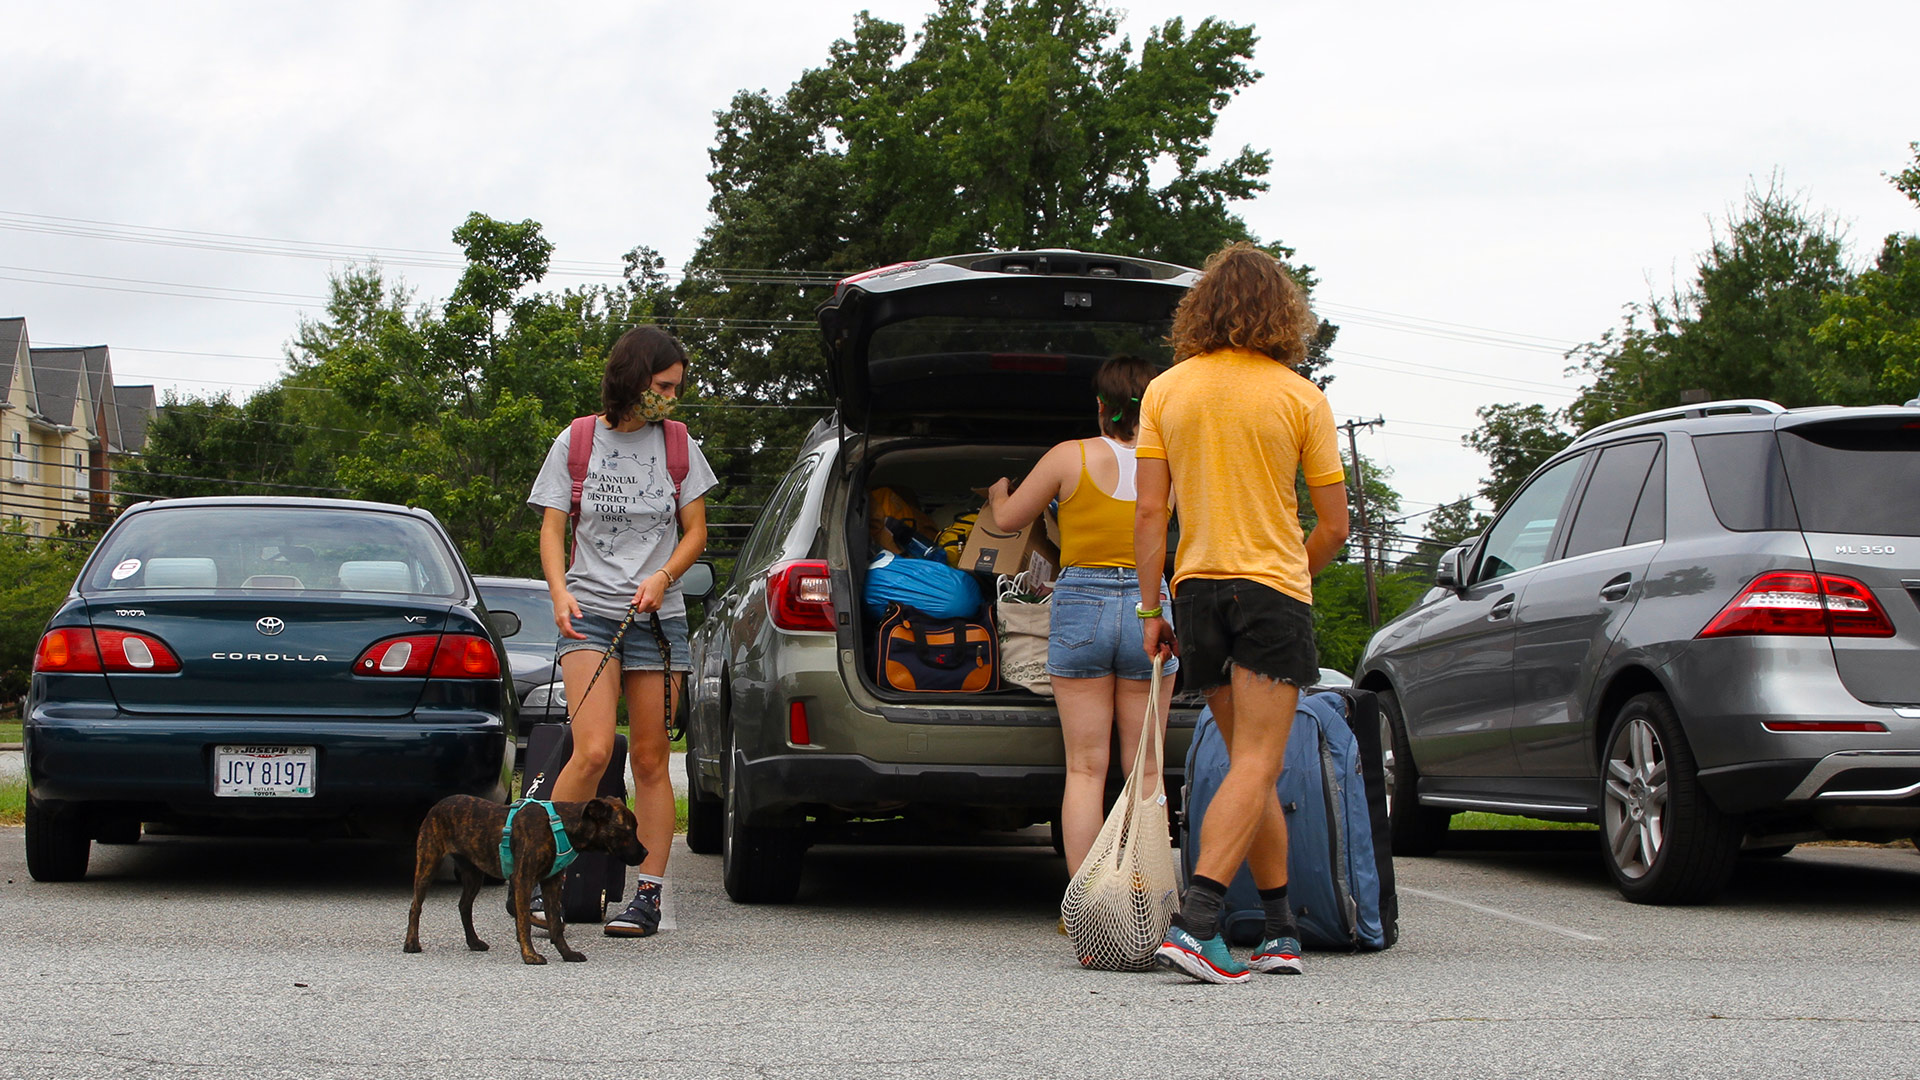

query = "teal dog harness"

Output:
[[498, 800, 578, 878]]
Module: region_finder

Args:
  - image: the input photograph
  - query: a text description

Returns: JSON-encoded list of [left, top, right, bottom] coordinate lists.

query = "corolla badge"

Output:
[[256, 617, 286, 636]]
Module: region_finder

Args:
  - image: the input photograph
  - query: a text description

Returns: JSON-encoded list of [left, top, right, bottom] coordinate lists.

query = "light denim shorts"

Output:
[[1045, 567, 1178, 681], [555, 610, 691, 673]]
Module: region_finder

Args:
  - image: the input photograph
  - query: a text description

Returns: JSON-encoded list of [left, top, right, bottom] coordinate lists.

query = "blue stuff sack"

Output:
[[863, 550, 985, 619]]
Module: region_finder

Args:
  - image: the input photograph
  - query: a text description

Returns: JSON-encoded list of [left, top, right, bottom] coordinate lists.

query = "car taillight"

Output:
[[354, 633, 502, 679], [768, 559, 835, 632], [1697, 571, 1896, 639], [95, 629, 182, 673], [33, 628, 182, 674], [430, 634, 501, 679], [35, 628, 101, 673]]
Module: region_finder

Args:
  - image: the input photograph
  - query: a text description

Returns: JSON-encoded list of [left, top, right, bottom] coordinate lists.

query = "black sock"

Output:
[[1258, 883, 1297, 940], [1173, 875, 1229, 940]]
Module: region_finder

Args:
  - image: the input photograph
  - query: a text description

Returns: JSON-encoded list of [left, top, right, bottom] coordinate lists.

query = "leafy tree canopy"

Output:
[[1813, 143, 1920, 405], [676, 0, 1325, 490], [1464, 402, 1573, 510], [1562, 180, 1854, 433]]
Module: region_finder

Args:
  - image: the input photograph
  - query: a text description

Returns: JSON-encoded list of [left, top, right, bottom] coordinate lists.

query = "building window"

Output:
[[75, 450, 88, 499], [9, 433, 21, 481]]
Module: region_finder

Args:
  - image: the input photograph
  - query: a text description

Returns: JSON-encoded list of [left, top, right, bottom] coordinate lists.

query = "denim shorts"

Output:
[[1170, 577, 1317, 693], [555, 610, 691, 673], [1046, 567, 1179, 681]]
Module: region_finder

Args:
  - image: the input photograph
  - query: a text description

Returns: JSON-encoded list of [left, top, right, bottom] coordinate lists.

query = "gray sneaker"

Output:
[[604, 887, 662, 937]]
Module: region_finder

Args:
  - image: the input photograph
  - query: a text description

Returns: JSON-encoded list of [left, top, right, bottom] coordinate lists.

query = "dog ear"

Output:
[[583, 797, 615, 826]]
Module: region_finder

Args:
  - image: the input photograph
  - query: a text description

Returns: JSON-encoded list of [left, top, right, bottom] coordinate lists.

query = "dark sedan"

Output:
[[24, 497, 514, 881]]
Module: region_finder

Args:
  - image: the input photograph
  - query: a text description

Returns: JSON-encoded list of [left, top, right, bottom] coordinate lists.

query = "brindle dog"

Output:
[[404, 794, 647, 965]]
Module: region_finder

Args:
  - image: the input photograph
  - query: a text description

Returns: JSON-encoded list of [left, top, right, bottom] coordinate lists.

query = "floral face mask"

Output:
[[637, 389, 678, 423]]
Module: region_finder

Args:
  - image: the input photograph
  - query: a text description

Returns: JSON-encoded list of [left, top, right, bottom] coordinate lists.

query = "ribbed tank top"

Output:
[[1057, 438, 1139, 569]]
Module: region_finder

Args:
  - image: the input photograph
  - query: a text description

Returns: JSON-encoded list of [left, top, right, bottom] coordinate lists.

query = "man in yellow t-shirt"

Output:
[[1134, 242, 1351, 985]]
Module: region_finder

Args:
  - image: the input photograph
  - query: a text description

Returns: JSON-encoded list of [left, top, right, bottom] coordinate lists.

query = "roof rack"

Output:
[[1569, 399, 1786, 448]]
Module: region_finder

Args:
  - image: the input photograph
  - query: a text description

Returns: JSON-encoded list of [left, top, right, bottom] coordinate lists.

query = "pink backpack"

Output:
[[566, 415, 691, 549]]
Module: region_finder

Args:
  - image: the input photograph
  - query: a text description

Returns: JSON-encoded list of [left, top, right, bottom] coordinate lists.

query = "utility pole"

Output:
[[1339, 415, 1386, 626]]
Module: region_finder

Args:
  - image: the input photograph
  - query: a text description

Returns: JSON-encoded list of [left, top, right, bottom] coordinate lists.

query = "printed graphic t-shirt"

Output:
[[527, 420, 718, 620], [1135, 348, 1345, 604]]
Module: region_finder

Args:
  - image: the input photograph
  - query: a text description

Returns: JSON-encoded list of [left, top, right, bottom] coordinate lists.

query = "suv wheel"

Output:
[[721, 729, 804, 903], [685, 748, 722, 855], [1379, 689, 1451, 856], [1601, 691, 1740, 904], [25, 794, 90, 882]]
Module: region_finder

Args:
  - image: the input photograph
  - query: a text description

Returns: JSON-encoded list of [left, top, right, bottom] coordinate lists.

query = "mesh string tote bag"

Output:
[[1060, 657, 1178, 970]]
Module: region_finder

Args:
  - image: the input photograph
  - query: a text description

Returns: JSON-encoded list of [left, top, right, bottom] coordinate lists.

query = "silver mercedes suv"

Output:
[[1357, 399, 1920, 903]]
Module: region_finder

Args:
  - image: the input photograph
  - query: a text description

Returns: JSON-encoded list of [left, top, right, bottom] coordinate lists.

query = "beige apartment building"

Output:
[[0, 317, 156, 538]]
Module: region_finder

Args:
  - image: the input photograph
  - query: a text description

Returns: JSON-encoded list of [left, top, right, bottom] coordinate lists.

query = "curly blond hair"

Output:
[[1169, 242, 1318, 367]]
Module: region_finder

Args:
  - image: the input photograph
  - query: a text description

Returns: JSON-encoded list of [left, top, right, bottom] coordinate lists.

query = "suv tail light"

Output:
[[34, 628, 183, 674], [354, 633, 501, 679], [1697, 571, 1896, 638], [768, 560, 835, 632]]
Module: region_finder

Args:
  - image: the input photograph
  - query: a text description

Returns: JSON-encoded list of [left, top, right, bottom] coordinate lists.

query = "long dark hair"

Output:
[[1094, 355, 1156, 440], [602, 326, 686, 423]]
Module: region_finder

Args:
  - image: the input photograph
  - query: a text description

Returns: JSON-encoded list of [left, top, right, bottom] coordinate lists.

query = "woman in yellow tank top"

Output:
[[987, 357, 1178, 877]]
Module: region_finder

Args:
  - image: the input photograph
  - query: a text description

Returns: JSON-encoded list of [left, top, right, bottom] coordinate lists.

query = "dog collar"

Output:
[[498, 800, 579, 878]]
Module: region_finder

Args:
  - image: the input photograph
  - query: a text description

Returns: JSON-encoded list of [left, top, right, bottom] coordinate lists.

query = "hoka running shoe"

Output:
[[1248, 935, 1304, 975], [1154, 925, 1252, 984]]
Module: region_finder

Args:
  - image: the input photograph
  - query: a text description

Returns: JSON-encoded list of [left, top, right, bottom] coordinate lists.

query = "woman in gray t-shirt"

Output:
[[525, 325, 717, 937]]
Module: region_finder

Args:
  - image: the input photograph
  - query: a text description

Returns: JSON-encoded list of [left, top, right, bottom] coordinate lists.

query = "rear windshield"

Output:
[[868, 316, 1173, 369], [478, 585, 561, 647], [1778, 420, 1920, 536], [84, 506, 464, 597]]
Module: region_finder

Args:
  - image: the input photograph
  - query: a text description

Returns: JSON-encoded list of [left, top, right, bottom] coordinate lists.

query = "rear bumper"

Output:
[[730, 749, 1188, 825], [25, 712, 509, 815], [1667, 640, 1920, 813]]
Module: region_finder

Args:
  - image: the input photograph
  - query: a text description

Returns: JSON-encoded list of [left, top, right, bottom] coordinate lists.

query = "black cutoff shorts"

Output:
[[1170, 577, 1319, 694]]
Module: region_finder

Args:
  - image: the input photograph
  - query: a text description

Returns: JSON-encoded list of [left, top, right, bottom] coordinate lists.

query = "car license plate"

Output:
[[214, 745, 316, 798]]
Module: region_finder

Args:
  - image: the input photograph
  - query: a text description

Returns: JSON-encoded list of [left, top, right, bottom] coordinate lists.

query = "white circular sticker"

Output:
[[111, 558, 142, 581]]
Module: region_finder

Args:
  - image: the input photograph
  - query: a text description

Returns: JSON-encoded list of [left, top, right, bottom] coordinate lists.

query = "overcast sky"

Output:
[[4, 0, 1917, 542]]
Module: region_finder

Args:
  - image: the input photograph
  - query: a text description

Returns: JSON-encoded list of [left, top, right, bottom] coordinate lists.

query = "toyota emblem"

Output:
[[256, 617, 286, 636]]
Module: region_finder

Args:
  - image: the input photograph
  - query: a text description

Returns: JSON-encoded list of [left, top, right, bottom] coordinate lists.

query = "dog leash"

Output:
[[646, 612, 683, 743], [522, 603, 640, 800]]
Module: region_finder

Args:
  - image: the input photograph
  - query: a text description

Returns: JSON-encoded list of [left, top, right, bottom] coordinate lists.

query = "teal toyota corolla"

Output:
[[24, 497, 517, 882]]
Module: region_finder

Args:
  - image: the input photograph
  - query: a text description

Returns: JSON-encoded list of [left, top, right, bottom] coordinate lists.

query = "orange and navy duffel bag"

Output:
[[875, 603, 999, 693]]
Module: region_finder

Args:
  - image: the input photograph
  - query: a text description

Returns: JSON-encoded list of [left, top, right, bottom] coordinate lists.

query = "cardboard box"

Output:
[[958, 503, 1060, 583]]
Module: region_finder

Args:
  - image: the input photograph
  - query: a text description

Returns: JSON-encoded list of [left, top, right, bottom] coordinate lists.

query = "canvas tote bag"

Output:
[[994, 571, 1053, 697], [1060, 658, 1178, 970]]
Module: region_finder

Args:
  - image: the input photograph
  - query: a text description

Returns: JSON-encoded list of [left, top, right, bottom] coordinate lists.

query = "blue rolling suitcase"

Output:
[[1180, 689, 1398, 950]]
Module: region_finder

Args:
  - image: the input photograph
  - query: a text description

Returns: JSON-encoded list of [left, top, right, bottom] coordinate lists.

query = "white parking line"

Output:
[[1400, 886, 1603, 942], [657, 877, 678, 931]]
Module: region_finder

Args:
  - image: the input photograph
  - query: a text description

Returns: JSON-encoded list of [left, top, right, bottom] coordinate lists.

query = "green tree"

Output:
[[1464, 402, 1572, 509], [1563, 181, 1853, 431], [117, 384, 347, 503], [295, 223, 677, 575], [1312, 564, 1430, 676], [677, 0, 1325, 506], [0, 532, 88, 701], [1813, 143, 1920, 405]]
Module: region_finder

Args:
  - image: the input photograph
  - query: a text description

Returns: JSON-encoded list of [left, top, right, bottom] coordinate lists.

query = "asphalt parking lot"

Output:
[[2, 827, 1917, 1080]]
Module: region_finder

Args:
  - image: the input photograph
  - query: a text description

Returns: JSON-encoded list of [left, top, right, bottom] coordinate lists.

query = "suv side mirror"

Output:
[[488, 609, 523, 639], [679, 561, 716, 599], [1434, 547, 1465, 591]]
